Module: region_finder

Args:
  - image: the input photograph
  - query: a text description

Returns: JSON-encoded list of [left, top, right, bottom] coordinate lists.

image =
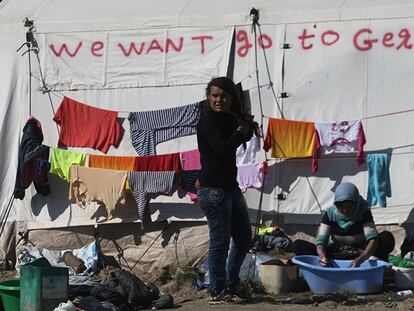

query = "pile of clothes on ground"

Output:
[[17, 243, 174, 310], [68, 269, 173, 310]]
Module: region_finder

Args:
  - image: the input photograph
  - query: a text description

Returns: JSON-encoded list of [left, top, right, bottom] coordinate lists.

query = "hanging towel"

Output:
[[366, 153, 391, 207], [14, 117, 50, 199], [313, 120, 366, 172], [53, 97, 121, 153], [236, 134, 261, 165], [50, 148, 87, 181], [128, 102, 201, 156], [264, 118, 316, 158], [69, 165, 127, 218]]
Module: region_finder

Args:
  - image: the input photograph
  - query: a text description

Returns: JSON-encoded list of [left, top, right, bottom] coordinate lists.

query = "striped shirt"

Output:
[[315, 205, 379, 247], [127, 171, 176, 228], [128, 103, 201, 156]]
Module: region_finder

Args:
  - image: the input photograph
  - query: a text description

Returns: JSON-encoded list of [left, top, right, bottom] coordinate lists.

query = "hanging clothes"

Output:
[[128, 102, 201, 156], [89, 155, 137, 171], [50, 148, 87, 182], [366, 153, 391, 207], [264, 118, 316, 158], [313, 120, 366, 173], [179, 170, 201, 195], [127, 171, 176, 228], [14, 117, 51, 199], [53, 97, 122, 153], [236, 162, 266, 192], [180, 149, 201, 170], [69, 165, 127, 218], [179, 149, 201, 201], [135, 153, 182, 171], [236, 134, 261, 165], [88, 154, 137, 190], [89, 153, 181, 172]]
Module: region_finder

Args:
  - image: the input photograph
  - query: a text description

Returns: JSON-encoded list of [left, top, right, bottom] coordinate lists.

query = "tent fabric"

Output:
[[40, 28, 234, 89], [2, 1, 414, 267]]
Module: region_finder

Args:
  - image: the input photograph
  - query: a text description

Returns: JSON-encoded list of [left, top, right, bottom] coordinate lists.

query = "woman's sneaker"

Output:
[[227, 283, 252, 300], [209, 289, 243, 305]]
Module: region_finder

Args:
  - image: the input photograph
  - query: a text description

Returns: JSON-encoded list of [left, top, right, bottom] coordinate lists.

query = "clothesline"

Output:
[[262, 106, 414, 122], [262, 149, 414, 163], [31, 72, 277, 116]]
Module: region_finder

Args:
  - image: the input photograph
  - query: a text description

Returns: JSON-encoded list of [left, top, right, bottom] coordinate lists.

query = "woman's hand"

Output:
[[319, 257, 331, 267], [236, 124, 252, 140], [349, 256, 364, 268]]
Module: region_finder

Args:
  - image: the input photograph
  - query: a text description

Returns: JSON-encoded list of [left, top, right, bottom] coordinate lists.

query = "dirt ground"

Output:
[[2, 268, 413, 311], [173, 288, 414, 311], [163, 271, 414, 311]]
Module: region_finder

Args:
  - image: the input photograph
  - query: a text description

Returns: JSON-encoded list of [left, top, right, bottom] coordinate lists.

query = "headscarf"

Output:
[[332, 182, 369, 228]]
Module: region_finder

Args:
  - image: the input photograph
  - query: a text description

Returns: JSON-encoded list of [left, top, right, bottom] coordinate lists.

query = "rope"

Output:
[[129, 221, 171, 272], [28, 47, 32, 116], [0, 193, 15, 239], [363, 107, 414, 120], [249, 7, 275, 280], [257, 24, 284, 119], [21, 21, 61, 136], [263, 105, 414, 122]]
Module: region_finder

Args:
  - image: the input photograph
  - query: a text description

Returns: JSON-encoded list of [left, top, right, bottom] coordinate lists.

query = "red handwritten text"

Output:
[[49, 36, 214, 57], [298, 27, 414, 51], [236, 30, 273, 57]]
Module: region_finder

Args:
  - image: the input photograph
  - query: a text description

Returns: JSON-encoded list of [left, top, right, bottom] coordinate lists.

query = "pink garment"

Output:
[[180, 149, 201, 170], [236, 162, 266, 192], [180, 149, 201, 201], [312, 120, 366, 173]]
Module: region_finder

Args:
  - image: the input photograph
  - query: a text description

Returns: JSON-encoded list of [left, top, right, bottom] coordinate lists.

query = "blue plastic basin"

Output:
[[292, 255, 391, 294]]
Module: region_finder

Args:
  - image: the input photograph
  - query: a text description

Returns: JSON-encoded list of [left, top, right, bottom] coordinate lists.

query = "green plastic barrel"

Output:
[[20, 258, 68, 311], [0, 279, 20, 311]]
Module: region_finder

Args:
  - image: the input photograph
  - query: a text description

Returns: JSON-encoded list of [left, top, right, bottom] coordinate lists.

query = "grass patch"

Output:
[[240, 276, 267, 295], [173, 266, 198, 287]]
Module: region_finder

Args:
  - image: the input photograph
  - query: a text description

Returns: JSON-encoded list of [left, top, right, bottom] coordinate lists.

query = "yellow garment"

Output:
[[265, 118, 315, 158], [258, 226, 280, 236], [50, 148, 87, 181]]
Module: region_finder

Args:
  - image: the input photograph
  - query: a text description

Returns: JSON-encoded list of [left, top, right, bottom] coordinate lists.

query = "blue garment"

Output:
[[366, 153, 391, 207], [197, 186, 252, 293]]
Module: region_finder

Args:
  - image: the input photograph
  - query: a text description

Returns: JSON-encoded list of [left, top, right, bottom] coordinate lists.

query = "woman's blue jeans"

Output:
[[197, 186, 252, 293]]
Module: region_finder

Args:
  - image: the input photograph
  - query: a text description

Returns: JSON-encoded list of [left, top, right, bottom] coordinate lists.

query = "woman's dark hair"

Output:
[[205, 77, 260, 138]]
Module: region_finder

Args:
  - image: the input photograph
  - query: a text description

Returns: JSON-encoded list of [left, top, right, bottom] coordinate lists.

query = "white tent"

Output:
[[1, 0, 414, 272]]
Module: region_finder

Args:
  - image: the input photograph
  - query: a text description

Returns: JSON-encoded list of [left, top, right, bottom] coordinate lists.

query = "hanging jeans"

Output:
[[197, 186, 252, 293]]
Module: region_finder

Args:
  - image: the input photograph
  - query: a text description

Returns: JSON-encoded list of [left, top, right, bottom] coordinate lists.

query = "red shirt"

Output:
[[53, 97, 121, 153]]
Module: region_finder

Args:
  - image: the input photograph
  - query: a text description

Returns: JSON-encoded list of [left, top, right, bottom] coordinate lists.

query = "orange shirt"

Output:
[[264, 118, 316, 158], [89, 155, 136, 171]]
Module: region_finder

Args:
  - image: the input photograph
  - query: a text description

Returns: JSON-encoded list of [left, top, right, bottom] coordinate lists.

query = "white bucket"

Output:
[[259, 260, 298, 294], [393, 266, 414, 289]]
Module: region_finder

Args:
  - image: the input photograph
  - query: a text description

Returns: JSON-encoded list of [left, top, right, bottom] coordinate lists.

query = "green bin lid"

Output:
[[0, 279, 20, 291], [22, 257, 51, 268]]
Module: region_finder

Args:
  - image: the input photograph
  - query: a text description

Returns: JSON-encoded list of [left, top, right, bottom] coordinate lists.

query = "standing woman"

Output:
[[197, 76, 258, 303]]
